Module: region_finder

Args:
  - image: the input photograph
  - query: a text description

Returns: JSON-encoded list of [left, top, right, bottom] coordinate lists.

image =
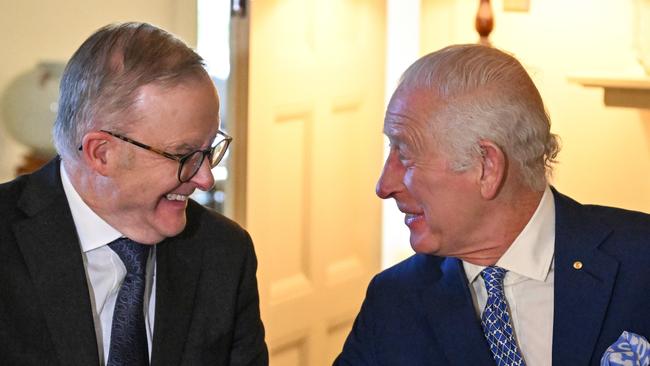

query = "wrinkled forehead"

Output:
[[383, 87, 442, 140]]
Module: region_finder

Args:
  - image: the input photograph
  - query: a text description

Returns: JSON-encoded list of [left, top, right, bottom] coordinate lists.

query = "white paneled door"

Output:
[[239, 1, 386, 364]]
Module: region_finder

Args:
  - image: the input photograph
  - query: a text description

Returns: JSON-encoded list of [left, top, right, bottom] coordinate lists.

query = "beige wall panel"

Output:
[[420, 0, 650, 213], [0, 0, 196, 182]]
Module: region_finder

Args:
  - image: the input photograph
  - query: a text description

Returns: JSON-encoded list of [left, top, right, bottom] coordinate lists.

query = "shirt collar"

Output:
[[464, 186, 556, 284], [60, 163, 122, 253]]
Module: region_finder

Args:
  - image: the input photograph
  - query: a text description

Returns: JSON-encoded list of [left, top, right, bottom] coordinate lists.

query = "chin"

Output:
[[409, 233, 441, 255], [154, 215, 187, 240], [409, 239, 429, 254], [165, 220, 187, 237]]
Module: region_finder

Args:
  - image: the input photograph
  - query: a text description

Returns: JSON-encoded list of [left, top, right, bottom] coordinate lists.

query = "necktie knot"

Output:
[[481, 265, 507, 295], [108, 237, 150, 276]]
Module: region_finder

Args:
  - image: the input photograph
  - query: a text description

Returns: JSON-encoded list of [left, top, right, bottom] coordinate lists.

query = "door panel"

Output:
[[245, 1, 386, 364]]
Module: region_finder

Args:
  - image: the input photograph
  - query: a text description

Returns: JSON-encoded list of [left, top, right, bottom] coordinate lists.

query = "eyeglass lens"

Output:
[[178, 139, 229, 182]]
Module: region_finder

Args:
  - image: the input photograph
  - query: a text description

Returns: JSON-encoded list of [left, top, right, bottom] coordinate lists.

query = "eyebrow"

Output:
[[161, 143, 194, 155], [384, 109, 418, 130], [383, 117, 413, 141]]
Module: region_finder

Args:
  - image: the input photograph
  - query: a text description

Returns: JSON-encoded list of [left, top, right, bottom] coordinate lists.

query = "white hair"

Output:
[[397, 44, 560, 191]]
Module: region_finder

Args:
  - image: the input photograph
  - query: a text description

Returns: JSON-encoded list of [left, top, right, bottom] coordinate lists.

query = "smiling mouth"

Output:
[[166, 193, 189, 202], [404, 213, 424, 226]]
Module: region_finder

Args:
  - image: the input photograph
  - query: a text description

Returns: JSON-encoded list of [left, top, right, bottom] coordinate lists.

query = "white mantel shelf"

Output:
[[567, 73, 650, 109]]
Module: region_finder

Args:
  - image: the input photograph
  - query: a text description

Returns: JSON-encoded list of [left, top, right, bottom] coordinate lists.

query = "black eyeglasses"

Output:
[[98, 129, 232, 183]]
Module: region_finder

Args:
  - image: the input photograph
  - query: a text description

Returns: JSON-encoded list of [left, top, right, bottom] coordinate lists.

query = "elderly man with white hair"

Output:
[[336, 44, 650, 366]]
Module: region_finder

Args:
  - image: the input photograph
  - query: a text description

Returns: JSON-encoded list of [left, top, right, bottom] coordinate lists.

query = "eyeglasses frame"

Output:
[[92, 129, 232, 183]]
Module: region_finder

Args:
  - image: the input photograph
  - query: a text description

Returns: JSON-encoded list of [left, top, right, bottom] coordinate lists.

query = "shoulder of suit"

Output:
[[0, 171, 30, 196], [0, 172, 31, 221], [582, 203, 650, 232], [372, 254, 445, 288], [554, 188, 650, 233]]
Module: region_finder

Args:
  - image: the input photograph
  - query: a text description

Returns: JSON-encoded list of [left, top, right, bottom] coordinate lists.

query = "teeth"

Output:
[[166, 193, 188, 201]]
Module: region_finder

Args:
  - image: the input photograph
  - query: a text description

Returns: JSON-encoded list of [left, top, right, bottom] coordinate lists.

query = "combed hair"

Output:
[[397, 44, 560, 191], [53, 22, 206, 160]]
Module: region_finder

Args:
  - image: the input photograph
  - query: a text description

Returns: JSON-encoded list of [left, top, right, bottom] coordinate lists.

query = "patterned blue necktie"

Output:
[[107, 238, 150, 366], [481, 266, 526, 366]]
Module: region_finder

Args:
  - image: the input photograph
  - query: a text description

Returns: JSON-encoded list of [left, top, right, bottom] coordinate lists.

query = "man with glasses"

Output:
[[0, 22, 267, 365]]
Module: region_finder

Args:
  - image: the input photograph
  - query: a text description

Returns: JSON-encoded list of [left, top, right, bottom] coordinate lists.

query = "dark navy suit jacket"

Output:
[[0, 159, 268, 365], [336, 190, 650, 365]]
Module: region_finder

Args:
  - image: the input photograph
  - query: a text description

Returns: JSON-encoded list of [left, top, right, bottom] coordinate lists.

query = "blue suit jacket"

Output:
[[335, 190, 650, 365]]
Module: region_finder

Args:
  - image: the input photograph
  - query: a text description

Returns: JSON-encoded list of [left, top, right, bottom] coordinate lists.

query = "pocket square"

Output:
[[600, 331, 649, 366]]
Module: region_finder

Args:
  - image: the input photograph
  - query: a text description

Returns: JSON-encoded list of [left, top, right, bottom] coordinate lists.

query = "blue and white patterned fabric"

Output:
[[106, 238, 150, 366], [601, 331, 650, 366], [481, 266, 526, 366]]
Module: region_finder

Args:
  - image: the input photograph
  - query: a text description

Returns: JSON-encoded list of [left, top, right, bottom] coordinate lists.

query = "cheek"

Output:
[[125, 177, 171, 204], [404, 168, 432, 199], [403, 170, 424, 201], [403, 168, 414, 188]]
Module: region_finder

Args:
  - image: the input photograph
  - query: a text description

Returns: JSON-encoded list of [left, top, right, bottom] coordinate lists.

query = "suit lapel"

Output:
[[150, 227, 203, 366], [14, 159, 99, 365], [421, 257, 495, 366], [552, 190, 618, 366]]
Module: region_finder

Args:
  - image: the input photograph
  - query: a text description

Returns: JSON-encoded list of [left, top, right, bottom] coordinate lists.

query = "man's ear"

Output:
[[80, 131, 113, 176], [477, 139, 506, 199]]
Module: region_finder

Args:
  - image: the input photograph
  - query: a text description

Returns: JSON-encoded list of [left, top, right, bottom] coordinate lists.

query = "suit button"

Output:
[[572, 261, 583, 270]]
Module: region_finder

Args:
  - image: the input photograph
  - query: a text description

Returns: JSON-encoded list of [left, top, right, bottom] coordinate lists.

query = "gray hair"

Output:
[[397, 44, 560, 191], [53, 22, 207, 160]]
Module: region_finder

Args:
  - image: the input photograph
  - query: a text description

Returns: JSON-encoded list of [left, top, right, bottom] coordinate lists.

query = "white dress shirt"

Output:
[[60, 164, 156, 365], [463, 186, 556, 366]]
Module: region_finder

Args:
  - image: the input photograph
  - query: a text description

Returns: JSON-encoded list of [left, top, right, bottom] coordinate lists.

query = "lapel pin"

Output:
[[573, 261, 583, 270]]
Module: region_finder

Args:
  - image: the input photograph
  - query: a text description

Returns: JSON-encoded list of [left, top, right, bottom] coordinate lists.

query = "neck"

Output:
[[457, 186, 545, 266], [64, 159, 122, 232], [64, 159, 102, 206], [64, 157, 163, 245]]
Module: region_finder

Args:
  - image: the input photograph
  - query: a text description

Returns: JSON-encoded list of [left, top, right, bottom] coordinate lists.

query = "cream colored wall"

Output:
[[421, 0, 650, 213], [0, 0, 196, 182]]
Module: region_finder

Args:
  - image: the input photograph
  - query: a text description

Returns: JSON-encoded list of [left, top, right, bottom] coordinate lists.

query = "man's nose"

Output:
[[190, 157, 216, 191], [376, 150, 404, 199]]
